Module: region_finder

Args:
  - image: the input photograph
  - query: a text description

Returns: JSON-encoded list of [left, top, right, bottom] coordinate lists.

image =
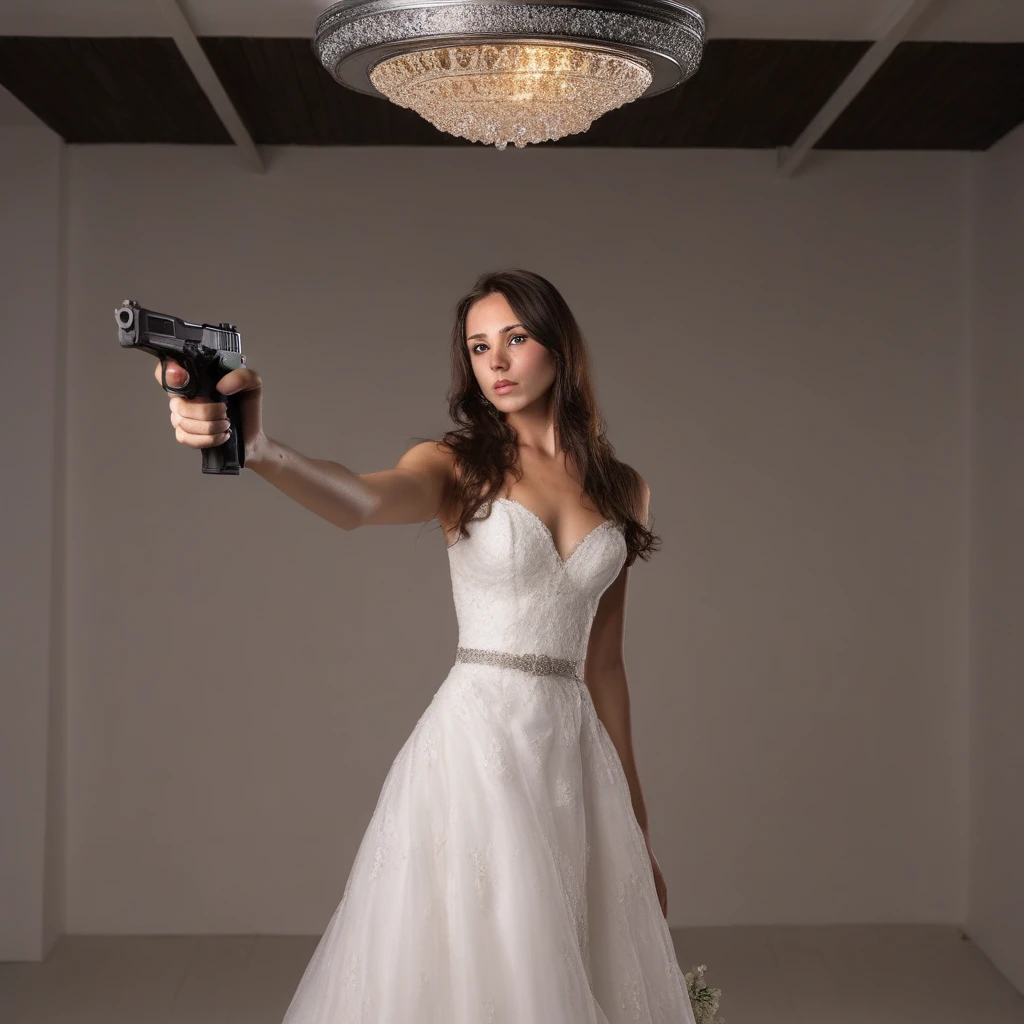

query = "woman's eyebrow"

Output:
[[467, 323, 524, 341]]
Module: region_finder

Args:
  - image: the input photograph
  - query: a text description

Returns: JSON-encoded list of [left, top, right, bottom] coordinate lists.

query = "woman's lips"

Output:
[[494, 382, 517, 393]]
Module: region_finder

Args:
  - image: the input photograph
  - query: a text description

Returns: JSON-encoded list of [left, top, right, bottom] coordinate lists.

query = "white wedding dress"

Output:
[[281, 497, 697, 1024]]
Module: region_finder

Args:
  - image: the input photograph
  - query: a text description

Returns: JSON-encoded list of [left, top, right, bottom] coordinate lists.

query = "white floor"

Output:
[[1, 924, 1021, 1023]]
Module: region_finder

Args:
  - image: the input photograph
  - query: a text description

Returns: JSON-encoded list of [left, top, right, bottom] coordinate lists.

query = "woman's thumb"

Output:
[[216, 367, 259, 396]]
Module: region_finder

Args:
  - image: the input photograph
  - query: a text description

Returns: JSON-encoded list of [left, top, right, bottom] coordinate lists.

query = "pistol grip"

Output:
[[201, 391, 244, 476]]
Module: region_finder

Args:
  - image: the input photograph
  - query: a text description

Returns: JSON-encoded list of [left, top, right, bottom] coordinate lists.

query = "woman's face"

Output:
[[464, 292, 556, 413]]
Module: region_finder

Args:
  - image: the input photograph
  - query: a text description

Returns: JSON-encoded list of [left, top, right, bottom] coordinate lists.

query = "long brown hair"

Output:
[[412, 268, 660, 568]]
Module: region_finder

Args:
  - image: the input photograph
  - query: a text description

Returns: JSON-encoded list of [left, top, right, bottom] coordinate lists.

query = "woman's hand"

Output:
[[155, 357, 268, 466], [645, 832, 668, 918]]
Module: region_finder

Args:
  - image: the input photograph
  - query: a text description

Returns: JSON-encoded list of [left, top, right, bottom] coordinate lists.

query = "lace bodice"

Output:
[[445, 498, 627, 678]]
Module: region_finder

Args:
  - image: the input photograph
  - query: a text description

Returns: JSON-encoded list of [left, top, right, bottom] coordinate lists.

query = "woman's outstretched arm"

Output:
[[158, 355, 451, 532], [252, 437, 452, 532]]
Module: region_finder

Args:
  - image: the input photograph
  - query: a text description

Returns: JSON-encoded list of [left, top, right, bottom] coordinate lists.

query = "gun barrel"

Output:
[[115, 302, 138, 347]]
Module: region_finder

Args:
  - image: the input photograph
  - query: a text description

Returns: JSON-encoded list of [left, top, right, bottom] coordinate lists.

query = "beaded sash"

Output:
[[455, 645, 582, 683]]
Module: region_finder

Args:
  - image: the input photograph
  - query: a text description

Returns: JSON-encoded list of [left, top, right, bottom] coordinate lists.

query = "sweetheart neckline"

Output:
[[443, 496, 620, 564], [494, 497, 617, 565]]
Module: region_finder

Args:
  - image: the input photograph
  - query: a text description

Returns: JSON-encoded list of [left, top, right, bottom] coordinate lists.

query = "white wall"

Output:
[[4, 139, 987, 960], [0, 123, 68, 961], [966, 123, 1024, 993]]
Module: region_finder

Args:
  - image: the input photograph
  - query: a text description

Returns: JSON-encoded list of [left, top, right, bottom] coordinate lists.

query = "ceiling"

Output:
[[1, 0, 1023, 151]]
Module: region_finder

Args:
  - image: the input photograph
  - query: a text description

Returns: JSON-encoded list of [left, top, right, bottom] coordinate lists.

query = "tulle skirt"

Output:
[[281, 660, 696, 1024]]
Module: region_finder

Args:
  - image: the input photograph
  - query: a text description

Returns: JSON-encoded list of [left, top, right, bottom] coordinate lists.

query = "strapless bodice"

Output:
[[445, 498, 627, 680]]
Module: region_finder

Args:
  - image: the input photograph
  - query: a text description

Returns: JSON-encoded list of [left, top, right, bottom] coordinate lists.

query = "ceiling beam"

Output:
[[776, 0, 938, 176], [154, 0, 264, 172]]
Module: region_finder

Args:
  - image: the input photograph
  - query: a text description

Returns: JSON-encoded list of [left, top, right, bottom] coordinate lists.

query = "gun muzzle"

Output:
[[115, 301, 138, 346]]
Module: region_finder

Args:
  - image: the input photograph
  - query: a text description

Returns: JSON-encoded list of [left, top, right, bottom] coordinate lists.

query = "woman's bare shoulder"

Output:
[[398, 438, 457, 481]]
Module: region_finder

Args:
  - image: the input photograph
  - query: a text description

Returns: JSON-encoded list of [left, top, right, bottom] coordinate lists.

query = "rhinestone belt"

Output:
[[455, 645, 582, 683]]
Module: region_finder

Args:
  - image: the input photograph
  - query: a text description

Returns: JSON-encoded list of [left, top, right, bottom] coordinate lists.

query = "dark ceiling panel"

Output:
[[0, 36, 230, 143], [821, 42, 1024, 150], [567, 39, 871, 147], [0, 34, 1021, 150], [198, 37, 461, 145]]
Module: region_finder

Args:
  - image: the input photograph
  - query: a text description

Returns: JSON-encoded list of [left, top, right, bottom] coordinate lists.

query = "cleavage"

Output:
[[501, 490, 607, 563]]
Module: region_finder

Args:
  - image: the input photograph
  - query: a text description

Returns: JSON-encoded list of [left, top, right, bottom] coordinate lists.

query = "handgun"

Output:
[[116, 299, 246, 475]]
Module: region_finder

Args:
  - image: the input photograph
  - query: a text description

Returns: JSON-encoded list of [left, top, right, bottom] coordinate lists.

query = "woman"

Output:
[[159, 268, 697, 1023]]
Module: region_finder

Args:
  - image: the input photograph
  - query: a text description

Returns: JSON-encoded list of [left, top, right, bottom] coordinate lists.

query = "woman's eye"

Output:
[[472, 335, 527, 354]]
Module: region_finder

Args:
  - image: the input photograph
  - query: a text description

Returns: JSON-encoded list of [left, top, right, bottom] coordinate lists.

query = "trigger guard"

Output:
[[161, 358, 190, 392]]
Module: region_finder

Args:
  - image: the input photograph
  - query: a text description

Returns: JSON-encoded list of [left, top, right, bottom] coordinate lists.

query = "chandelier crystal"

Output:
[[314, 0, 706, 149], [369, 43, 653, 148]]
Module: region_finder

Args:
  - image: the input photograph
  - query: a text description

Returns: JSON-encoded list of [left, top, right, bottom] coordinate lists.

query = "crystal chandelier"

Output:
[[313, 0, 706, 149]]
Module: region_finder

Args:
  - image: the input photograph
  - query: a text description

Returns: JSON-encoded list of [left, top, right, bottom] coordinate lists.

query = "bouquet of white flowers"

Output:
[[684, 964, 724, 1023]]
